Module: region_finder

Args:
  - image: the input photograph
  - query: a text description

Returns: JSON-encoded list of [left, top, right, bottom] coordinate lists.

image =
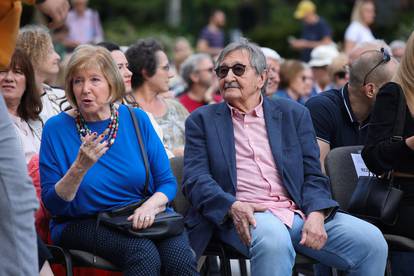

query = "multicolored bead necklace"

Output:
[[75, 104, 119, 147]]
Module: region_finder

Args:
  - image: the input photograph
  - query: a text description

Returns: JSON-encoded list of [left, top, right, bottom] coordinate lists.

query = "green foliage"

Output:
[[85, 0, 414, 59], [247, 1, 299, 58]]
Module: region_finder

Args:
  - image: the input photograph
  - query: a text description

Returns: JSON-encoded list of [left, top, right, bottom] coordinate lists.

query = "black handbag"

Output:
[[348, 86, 406, 225], [99, 106, 184, 239], [348, 174, 403, 225]]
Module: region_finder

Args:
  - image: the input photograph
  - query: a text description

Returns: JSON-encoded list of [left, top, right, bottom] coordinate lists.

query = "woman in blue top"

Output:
[[39, 45, 198, 276]]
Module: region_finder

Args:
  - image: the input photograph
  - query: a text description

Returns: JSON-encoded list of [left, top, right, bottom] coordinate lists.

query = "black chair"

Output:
[[325, 145, 414, 276], [170, 156, 319, 276], [47, 244, 120, 276]]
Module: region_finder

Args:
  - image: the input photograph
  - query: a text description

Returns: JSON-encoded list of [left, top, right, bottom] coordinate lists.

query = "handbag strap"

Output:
[[127, 106, 150, 197], [392, 85, 407, 139]]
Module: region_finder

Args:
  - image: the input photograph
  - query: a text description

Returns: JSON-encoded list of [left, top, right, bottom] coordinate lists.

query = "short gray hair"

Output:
[[180, 53, 211, 87], [216, 38, 267, 76]]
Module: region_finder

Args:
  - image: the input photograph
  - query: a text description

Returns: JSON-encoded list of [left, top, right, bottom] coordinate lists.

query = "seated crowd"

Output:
[[2, 10, 414, 276]]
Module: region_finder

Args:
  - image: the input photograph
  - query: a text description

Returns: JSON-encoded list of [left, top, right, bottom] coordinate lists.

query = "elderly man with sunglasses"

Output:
[[306, 46, 399, 174], [183, 39, 388, 275]]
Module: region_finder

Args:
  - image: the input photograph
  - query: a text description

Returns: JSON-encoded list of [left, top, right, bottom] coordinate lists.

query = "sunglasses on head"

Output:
[[215, 63, 246, 79], [362, 48, 391, 85]]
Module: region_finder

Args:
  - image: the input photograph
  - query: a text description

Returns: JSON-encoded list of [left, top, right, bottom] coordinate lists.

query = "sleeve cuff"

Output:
[[43, 186, 71, 216]]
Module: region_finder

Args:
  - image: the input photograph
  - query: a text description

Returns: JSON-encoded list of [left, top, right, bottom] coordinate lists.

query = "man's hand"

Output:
[[36, 0, 70, 29], [300, 211, 327, 250], [229, 201, 267, 246]]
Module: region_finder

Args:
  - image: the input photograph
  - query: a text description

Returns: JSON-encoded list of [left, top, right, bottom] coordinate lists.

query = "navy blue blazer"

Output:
[[183, 96, 338, 258]]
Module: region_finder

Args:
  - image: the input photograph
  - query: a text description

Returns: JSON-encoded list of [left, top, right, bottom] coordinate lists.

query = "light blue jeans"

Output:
[[249, 211, 387, 276]]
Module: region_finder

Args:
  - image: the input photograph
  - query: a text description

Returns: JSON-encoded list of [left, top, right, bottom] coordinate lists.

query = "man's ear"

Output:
[[190, 72, 199, 83], [364, 83, 376, 99]]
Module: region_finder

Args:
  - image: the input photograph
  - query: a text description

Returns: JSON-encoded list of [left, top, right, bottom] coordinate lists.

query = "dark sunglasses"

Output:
[[362, 48, 391, 85], [215, 63, 246, 79]]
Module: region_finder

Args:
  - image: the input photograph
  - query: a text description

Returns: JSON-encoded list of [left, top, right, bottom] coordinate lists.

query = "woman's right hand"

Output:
[[75, 132, 108, 171]]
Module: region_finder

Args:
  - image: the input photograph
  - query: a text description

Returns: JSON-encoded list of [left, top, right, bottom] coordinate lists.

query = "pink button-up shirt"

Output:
[[229, 99, 304, 228]]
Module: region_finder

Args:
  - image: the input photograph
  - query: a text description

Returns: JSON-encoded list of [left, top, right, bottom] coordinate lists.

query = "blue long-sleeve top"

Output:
[[40, 105, 176, 243]]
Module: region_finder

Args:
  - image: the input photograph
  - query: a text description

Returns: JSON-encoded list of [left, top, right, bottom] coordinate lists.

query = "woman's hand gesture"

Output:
[[75, 132, 108, 171]]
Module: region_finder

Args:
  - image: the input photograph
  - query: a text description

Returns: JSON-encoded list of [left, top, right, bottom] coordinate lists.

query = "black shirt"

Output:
[[362, 82, 414, 175], [305, 84, 369, 149]]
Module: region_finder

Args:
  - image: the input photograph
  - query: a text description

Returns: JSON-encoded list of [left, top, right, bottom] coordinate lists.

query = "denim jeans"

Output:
[[249, 211, 387, 276]]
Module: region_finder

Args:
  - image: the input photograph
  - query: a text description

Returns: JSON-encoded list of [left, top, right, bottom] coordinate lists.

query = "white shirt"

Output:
[[345, 21, 375, 44], [40, 84, 68, 123], [10, 114, 41, 164]]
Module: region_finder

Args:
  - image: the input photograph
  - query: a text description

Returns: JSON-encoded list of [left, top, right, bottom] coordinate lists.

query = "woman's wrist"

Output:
[[71, 160, 88, 176]]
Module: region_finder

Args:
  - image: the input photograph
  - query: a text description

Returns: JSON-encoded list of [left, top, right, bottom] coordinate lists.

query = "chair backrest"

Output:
[[169, 156, 191, 216], [325, 145, 363, 210]]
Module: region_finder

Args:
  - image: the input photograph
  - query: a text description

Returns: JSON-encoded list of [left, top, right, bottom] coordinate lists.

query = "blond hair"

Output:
[[16, 25, 53, 68], [393, 31, 414, 113], [351, 0, 374, 23], [64, 45, 125, 108]]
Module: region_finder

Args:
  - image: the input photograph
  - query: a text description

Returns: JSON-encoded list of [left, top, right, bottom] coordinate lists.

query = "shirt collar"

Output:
[[341, 84, 357, 123], [227, 95, 264, 119]]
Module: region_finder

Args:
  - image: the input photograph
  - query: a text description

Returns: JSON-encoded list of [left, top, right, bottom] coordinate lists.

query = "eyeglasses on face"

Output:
[[362, 47, 391, 85], [215, 63, 246, 79]]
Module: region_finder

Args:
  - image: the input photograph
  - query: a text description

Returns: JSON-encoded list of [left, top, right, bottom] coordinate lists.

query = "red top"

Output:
[[179, 92, 223, 113], [178, 93, 205, 113]]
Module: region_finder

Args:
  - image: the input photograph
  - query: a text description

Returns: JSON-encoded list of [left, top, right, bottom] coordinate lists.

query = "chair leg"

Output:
[[385, 256, 393, 276], [238, 259, 248, 276], [47, 245, 74, 276], [63, 252, 73, 276], [219, 255, 232, 276]]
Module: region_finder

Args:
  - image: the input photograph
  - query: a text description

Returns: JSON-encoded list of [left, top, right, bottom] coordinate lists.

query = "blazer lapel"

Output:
[[263, 98, 284, 173], [214, 103, 237, 188]]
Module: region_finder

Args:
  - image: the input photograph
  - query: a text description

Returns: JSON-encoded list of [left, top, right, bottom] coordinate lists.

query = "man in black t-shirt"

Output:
[[306, 48, 398, 173]]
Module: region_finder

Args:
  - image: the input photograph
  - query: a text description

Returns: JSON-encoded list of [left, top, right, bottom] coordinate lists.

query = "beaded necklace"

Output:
[[75, 104, 119, 147]]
